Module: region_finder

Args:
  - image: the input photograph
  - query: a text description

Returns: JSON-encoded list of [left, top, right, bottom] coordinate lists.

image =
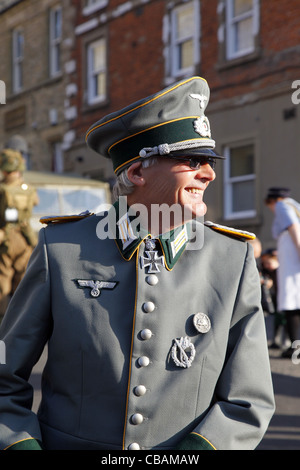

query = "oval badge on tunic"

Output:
[[171, 336, 195, 369], [193, 312, 211, 334]]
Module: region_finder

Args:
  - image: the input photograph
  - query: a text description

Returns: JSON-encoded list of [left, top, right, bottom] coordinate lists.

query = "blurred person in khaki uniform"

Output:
[[0, 149, 38, 317]]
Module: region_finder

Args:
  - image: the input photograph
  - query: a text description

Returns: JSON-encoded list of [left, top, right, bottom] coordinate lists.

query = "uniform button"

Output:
[[143, 301, 155, 313], [138, 356, 150, 367], [131, 413, 144, 425], [128, 442, 140, 450], [140, 328, 152, 340], [146, 274, 159, 286], [134, 385, 147, 396]]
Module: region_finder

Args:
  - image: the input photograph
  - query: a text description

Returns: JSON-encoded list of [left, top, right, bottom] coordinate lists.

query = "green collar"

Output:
[[108, 198, 190, 270]]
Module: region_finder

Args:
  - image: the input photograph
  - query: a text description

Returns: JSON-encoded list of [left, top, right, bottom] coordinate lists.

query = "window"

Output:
[[226, 0, 259, 60], [87, 38, 106, 105], [223, 143, 256, 219], [169, 0, 200, 77], [52, 142, 64, 173], [12, 29, 24, 93], [49, 6, 62, 77], [83, 0, 109, 16]]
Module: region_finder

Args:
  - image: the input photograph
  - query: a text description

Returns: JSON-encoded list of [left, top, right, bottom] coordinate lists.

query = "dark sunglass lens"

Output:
[[207, 158, 216, 170], [189, 159, 201, 169], [189, 157, 216, 170]]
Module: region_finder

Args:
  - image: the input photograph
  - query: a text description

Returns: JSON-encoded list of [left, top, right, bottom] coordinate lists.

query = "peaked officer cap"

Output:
[[265, 187, 291, 200], [86, 76, 223, 175]]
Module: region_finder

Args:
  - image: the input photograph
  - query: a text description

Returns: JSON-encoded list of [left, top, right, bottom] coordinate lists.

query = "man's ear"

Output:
[[127, 162, 145, 186]]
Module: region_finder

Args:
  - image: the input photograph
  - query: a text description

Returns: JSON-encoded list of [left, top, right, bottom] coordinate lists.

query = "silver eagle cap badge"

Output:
[[77, 279, 117, 297]]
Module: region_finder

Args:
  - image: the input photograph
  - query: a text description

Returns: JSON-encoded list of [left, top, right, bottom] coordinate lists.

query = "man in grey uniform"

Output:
[[0, 76, 274, 450]]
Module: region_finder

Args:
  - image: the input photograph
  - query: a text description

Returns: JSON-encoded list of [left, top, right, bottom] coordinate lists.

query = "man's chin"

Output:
[[183, 201, 207, 222]]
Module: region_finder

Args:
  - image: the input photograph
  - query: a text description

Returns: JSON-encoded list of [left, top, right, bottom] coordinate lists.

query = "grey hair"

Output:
[[112, 157, 157, 202]]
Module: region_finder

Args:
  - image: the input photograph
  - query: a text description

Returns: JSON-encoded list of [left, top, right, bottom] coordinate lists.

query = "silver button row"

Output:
[[128, 275, 158, 451]]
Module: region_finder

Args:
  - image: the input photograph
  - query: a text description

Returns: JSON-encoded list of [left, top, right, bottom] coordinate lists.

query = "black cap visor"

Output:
[[165, 148, 225, 160]]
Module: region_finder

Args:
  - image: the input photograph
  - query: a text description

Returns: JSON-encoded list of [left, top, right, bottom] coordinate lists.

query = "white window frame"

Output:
[[87, 38, 107, 105], [12, 28, 24, 93], [226, 0, 259, 60], [83, 0, 109, 16], [49, 5, 62, 78], [170, 0, 200, 78], [223, 143, 256, 220], [52, 142, 64, 173]]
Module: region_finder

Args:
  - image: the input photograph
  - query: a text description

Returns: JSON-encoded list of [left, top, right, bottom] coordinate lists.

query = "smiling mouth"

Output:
[[186, 188, 203, 194]]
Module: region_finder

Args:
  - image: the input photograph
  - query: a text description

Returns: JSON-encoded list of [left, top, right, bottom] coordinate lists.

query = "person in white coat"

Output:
[[265, 187, 300, 357]]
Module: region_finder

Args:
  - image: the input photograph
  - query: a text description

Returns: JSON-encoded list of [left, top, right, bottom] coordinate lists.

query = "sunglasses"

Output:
[[166, 156, 217, 171]]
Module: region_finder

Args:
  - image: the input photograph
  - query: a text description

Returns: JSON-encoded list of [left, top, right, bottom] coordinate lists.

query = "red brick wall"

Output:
[[108, 2, 165, 109], [201, 0, 300, 101], [71, 0, 165, 142], [261, 0, 300, 53], [70, 0, 300, 138]]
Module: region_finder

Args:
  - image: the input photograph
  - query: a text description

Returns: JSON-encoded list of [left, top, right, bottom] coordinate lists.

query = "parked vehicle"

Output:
[[22, 171, 111, 233]]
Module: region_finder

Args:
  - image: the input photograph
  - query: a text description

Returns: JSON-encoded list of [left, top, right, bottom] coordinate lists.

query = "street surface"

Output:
[[29, 314, 300, 451], [257, 315, 300, 450]]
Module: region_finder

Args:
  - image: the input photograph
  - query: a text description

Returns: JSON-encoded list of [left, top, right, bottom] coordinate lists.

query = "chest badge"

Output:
[[193, 312, 211, 333], [77, 279, 117, 297], [171, 336, 195, 369]]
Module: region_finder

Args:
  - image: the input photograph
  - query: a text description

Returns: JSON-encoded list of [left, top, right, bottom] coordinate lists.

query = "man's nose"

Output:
[[195, 162, 216, 182]]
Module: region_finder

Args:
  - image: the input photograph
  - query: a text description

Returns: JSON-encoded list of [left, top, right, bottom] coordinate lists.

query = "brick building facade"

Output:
[[0, 0, 300, 245], [64, 0, 167, 180], [0, 0, 75, 171]]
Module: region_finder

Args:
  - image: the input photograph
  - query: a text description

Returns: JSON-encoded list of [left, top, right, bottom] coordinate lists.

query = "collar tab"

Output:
[[111, 200, 189, 269]]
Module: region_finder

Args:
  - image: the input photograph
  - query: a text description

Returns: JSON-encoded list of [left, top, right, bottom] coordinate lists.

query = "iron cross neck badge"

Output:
[[77, 279, 117, 297], [140, 239, 165, 273], [140, 250, 165, 273]]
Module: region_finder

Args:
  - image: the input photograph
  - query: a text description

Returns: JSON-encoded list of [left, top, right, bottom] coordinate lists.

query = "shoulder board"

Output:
[[40, 211, 93, 225], [204, 221, 256, 241]]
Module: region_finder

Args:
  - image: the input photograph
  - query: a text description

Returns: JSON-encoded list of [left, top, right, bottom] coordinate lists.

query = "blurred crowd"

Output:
[[251, 187, 300, 359]]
